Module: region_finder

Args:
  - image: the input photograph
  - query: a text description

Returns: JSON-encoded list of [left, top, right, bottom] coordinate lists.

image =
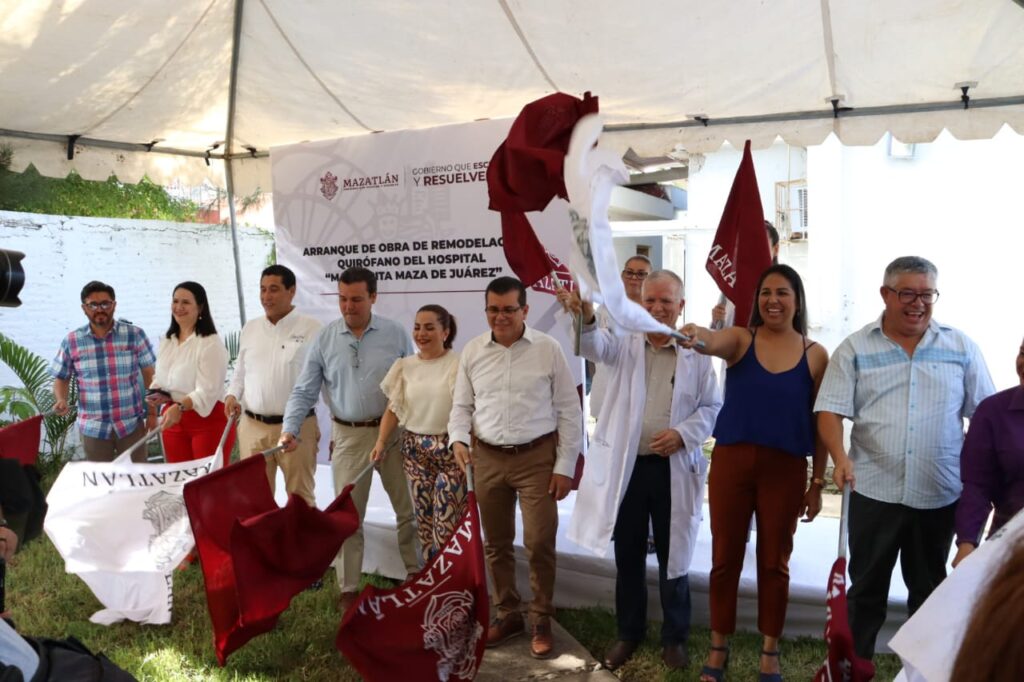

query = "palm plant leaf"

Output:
[[0, 332, 51, 411], [0, 331, 77, 458]]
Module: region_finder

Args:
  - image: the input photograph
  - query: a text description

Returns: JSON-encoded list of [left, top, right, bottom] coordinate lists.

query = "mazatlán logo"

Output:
[[320, 171, 339, 200]]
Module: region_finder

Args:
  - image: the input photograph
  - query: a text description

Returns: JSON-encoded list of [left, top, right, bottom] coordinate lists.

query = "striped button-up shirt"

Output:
[[815, 315, 994, 509], [50, 320, 156, 439]]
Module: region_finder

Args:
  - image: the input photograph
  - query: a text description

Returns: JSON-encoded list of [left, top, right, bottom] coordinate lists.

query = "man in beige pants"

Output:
[[449, 276, 582, 659], [280, 267, 419, 612], [225, 264, 322, 506]]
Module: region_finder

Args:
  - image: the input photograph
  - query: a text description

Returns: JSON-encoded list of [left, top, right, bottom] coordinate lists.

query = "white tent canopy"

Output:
[[2, 0, 1024, 194]]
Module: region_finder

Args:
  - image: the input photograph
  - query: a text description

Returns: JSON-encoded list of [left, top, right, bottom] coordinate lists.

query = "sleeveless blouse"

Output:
[[713, 330, 816, 458]]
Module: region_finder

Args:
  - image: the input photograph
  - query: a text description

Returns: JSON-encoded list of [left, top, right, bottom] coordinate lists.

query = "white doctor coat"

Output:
[[568, 324, 722, 579]]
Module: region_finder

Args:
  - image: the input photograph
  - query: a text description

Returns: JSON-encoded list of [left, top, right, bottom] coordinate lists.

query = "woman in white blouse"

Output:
[[149, 281, 234, 465], [371, 304, 465, 562]]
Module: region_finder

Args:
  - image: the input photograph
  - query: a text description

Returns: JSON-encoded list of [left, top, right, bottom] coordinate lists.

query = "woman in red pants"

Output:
[[681, 265, 830, 682], [149, 281, 235, 465]]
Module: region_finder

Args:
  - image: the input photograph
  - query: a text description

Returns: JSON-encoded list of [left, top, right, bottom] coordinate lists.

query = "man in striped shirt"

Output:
[[50, 281, 157, 462], [815, 256, 994, 659]]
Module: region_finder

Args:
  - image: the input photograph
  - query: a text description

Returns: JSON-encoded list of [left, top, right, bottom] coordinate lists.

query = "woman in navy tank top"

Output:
[[680, 264, 830, 682]]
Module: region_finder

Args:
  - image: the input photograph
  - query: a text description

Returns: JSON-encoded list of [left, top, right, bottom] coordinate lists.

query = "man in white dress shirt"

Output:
[[225, 265, 323, 506], [448, 276, 582, 660]]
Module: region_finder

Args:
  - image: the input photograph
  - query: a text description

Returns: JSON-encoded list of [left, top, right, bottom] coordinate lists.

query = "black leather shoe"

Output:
[[662, 642, 689, 670], [603, 639, 639, 670]]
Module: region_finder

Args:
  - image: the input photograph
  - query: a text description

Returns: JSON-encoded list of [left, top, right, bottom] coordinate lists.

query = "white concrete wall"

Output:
[[687, 141, 807, 236], [807, 127, 1024, 390], [640, 129, 1024, 389], [676, 141, 808, 328], [0, 211, 273, 390]]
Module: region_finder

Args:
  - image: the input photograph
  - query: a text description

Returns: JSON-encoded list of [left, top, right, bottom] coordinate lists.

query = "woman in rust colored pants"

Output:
[[680, 264, 829, 682]]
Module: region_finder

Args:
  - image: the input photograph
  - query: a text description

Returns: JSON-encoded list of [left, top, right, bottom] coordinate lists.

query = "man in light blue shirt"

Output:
[[280, 267, 418, 610], [815, 256, 994, 659]]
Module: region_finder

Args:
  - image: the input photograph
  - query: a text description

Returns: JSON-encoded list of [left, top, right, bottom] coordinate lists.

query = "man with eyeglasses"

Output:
[[448, 276, 582, 659], [567, 269, 721, 671], [815, 255, 995, 660], [50, 281, 156, 462], [279, 267, 419, 613], [589, 255, 652, 415]]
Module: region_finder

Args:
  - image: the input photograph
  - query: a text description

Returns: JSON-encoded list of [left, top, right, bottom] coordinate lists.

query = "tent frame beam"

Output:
[[0, 128, 227, 160], [6, 94, 1023, 160], [604, 94, 1024, 133]]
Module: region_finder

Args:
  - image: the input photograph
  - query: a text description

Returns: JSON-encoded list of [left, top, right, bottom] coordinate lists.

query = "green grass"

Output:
[[7, 532, 904, 681], [6, 535, 373, 681], [559, 606, 903, 681], [6, 468, 900, 680]]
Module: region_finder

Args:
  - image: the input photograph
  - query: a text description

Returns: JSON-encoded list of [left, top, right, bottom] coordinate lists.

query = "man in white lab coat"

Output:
[[565, 270, 722, 671]]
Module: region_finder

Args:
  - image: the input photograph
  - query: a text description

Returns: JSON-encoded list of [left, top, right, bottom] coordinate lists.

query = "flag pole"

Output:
[[669, 330, 707, 350], [213, 415, 237, 457], [465, 462, 475, 494], [114, 422, 167, 464], [352, 459, 377, 487], [838, 482, 851, 560], [257, 444, 287, 458], [710, 292, 729, 331], [551, 270, 582, 355]]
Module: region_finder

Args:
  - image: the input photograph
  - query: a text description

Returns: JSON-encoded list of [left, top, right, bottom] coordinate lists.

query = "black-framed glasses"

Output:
[[622, 269, 649, 280], [349, 341, 360, 368], [84, 301, 114, 311], [484, 306, 522, 316], [885, 287, 939, 304]]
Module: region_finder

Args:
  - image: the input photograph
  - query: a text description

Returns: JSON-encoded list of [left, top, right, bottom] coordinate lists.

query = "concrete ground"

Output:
[[477, 618, 617, 681]]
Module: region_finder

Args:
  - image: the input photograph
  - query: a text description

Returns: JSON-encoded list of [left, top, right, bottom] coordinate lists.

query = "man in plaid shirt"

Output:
[[50, 281, 157, 462]]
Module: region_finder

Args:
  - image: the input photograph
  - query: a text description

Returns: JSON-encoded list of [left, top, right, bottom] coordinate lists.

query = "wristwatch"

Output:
[[810, 477, 826, 488]]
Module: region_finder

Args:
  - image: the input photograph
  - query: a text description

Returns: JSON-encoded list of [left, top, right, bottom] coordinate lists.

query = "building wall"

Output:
[[656, 129, 1024, 389], [807, 127, 1024, 389], [687, 142, 808, 236], [0, 211, 273, 390]]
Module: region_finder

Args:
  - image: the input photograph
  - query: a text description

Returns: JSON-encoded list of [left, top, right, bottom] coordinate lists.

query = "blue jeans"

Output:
[[613, 456, 691, 645]]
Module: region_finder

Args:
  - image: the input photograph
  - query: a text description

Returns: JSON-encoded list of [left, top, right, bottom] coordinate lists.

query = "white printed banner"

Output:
[[270, 119, 582, 389], [44, 454, 218, 624]]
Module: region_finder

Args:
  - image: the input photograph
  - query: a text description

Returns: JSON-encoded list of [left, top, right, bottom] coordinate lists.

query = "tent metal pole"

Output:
[[603, 94, 1024, 133], [0, 128, 227, 159], [224, 0, 247, 327]]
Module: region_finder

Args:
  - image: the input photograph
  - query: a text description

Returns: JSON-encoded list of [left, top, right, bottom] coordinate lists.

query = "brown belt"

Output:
[[332, 415, 382, 428], [244, 409, 314, 425], [475, 431, 556, 455]]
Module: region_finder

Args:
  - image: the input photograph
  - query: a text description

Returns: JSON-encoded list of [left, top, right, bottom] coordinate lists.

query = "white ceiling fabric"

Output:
[[1, 0, 1022, 193]]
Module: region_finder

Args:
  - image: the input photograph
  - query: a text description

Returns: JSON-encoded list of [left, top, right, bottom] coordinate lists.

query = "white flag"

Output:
[[44, 452, 220, 624], [563, 113, 675, 335], [888, 508, 1024, 681]]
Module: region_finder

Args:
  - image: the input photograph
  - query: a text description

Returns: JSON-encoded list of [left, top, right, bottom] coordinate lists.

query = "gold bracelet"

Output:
[[810, 477, 826, 487]]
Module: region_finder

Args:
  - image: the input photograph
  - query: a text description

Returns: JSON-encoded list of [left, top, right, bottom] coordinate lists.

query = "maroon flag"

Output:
[[705, 140, 772, 328], [0, 414, 43, 466], [814, 557, 876, 682], [488, 91, 599, 286], [337, 490, 489, 682], [184, 455, 359, 665]]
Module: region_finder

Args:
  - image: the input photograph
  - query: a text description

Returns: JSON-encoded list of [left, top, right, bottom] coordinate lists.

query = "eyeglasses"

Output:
[[84, 301, 114, 311], [349, 341, 360, 369], [885, 287, 939, 304], [484, 306, 522, 316], [622, 269, 650, 280]]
